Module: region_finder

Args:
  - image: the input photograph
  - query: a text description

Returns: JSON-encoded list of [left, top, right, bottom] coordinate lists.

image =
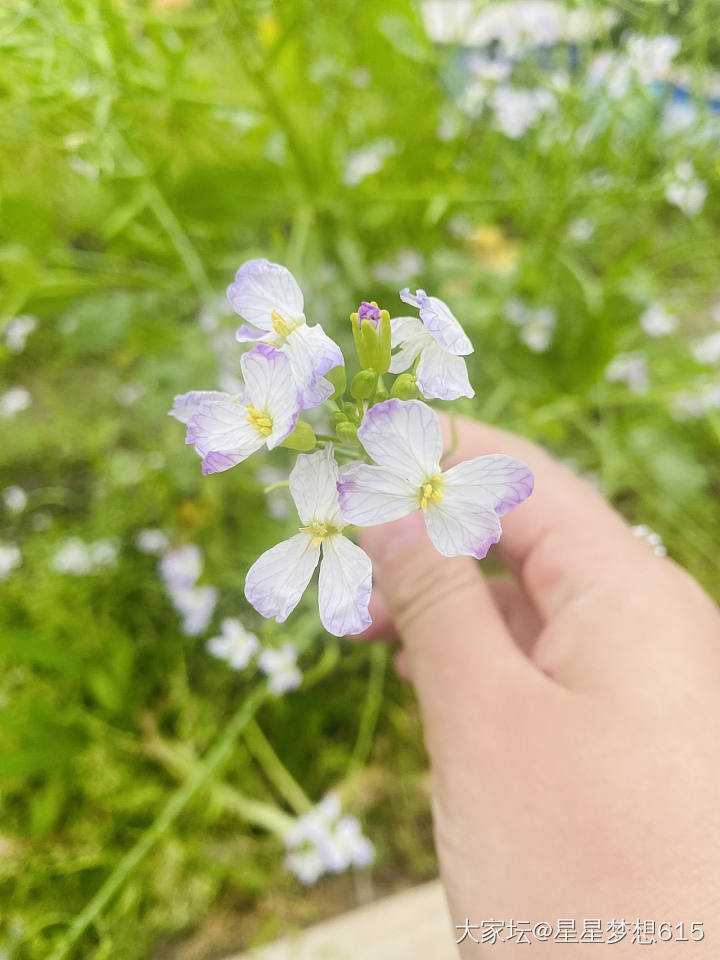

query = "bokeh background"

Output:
[[1, 1, 720, 957]]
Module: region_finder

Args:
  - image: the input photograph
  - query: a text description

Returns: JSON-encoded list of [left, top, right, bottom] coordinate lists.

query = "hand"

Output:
[[358, 415, 720, 956]]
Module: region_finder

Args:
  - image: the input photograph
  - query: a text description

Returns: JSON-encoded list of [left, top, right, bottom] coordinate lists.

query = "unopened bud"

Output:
[[390, 373, 418, 400], [350, 369, 378, 401], [335, 422, 359, 445]]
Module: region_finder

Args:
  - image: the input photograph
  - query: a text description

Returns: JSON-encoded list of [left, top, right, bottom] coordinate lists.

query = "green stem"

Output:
[[244, 719, 312, 814], [47, 686, 268, 960], [348, 644, 388, 778]]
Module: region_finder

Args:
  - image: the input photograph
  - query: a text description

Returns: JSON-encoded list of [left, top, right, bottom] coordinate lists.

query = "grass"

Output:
[[1, 1, 719, 957]]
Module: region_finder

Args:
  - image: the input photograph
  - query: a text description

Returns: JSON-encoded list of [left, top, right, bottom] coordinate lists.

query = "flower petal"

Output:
[[289, 445, 342, 527], [227, 258, 304, 332], [416, 341, 475, 401], [185, 399, 265, 472], [442, 454, 534, 516], [399, 288, 473, 356], [235, 324, 268, 343], [169, 390, 233, 424], [245, 533, 319, 623], [357, 398, 442, 482], [389, 317, 428, 374], [240, 344, 300, 448], [318, 535, 372, 636], [337, 463, 417, 526], [285, 323, 344, 409], [424, 490, 501, 559], [390, 315, 425, 348]]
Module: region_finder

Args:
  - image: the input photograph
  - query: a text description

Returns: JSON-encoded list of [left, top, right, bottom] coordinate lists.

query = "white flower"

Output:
[[631, 524, 667, 557], [51, 538, 93, 575], [206, 618, 259, 670], [172, 345, 302, 475], [2, 486, 27, 514], [338, 400, 533, 559], [258, 642, 302, 694], [284, 793, 374, 885], [568, 218, 594, 242], [342, 139, 396, 186], [625, 33, 680, 83], [640, 303, 677, 338], [228, 260, 343, 408], [692, 332, 720, 365], [159, 544, 203, 589], [372, 249, 424, 286], [0, 543, 21, 581], [245, 446, 372, 637], [4, 315, 37, 354], [605, 352, 648, 393], [504, 300, 556, 352], [671, 384, 720, 419], [171, 584, 218, 637], [665, 161, 707, 217], [390, 289, 474, 401], [490, 86, 555, 139], [115, 383, 145, 407], [135, 528, 170, 555], [0, 387, 31, 419], [88, 539, 118, 568]]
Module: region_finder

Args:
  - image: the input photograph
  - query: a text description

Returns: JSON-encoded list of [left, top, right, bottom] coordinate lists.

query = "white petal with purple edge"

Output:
[[416, 341, 475, 400], [357, 399, 442, 482], [389, 317, 429, 374], [241, 344, 300, 448], [442, 455, 534, 516], [185, 399, 265, 472], [285, 323, 344, 409], [399, 288, 473, 356], [318, 535, 372, 636], [245, 533, 319, 622], [227, 258, 304, 331], [337, 463, 417, 526], [169, 390, 233, 424], [289, 446, 342, 527], [390, 315, 425, 347], [423, 490, 502, 559]]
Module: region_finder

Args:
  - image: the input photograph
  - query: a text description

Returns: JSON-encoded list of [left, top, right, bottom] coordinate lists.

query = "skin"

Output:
[[356, 415, 720, 957]]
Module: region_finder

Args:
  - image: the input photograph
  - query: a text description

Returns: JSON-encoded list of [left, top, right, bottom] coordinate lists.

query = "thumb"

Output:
[[358, 511, 538, 752]]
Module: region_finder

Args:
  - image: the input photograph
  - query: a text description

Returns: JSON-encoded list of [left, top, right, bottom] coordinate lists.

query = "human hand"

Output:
[[358, 415, 720, 956]]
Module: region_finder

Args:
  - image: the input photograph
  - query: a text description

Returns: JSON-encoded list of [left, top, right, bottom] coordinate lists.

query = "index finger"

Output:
[[441, 414, 652, 621]]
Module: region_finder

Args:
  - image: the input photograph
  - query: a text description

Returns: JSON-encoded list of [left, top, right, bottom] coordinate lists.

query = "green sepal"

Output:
[[325, 364, 346, 400], [280, 420, 316, 451]]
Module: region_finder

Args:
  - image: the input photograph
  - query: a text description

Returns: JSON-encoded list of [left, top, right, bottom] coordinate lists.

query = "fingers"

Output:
[[358, 511, 547, 751], [441, 415, 654, 622]]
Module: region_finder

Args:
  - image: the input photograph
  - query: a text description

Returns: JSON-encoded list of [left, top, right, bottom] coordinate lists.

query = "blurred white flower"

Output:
[[207, 618, 259, 670], [343, 139, 396, 186], [135, 528, 170, 555], [490, 86, 555, 138], [4, 315, 37, 354], [259, 642, 302, 694], [568, 218, 594, 243], [692, 331, 720, 365], [372, 249, 425, 286], [51, 537, 118, 575], [671, 384, 720, 419], [284, 792, 374, 885], [0, 387, 32, 419], [631, 523, 667, 557], [0, 543, 21, 581], [30, 512, 52, 531], [626, 33, 680, 83], [115, 383, 146, 407], [504, 299, 556, 352], [640, 303, 677, 338], [2, 486, 27, 514], [665, 161, 707, 217], [605, 352, 648, 393], [159, 544, 203, 589], [159, 543, 218, 636]]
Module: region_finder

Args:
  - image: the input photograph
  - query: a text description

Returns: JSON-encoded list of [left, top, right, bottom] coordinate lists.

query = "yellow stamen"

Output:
[[419, 475, 443, 510], [271, 309, 299, 340], [299, 520, 329, 547], [246, 402, 273, 436]]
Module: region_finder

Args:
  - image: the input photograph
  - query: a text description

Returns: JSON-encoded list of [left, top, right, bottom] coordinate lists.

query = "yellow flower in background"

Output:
[[468, 224, 518, 275], [258, 11, 281, 49]]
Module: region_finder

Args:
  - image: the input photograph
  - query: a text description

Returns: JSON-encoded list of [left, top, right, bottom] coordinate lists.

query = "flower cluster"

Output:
[[158, 544, 218, 636], [51, 537, 118, 575], [283, 793, 374, 885], [170, 259, 534, 637]]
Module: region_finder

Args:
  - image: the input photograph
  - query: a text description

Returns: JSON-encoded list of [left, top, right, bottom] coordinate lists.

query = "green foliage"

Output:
[[1, 0, 719, 958]]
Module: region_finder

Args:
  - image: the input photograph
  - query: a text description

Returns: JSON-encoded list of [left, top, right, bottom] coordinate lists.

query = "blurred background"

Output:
[[1, 1, 719, 957]]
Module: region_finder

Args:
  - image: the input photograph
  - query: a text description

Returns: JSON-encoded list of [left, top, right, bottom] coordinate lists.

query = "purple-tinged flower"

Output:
[[177, 345, 301, 475], [207, 618, 259, 670], [692, 331, 720, 365], [338, 399, 533, 559], [640, 303, 677, 338], [605, 352, 648, 393], [228, 259, 343, 408], [159, 544, 203, 590], [390, 289, 474, 401], [171, 584, 218, 637], [355, 301, 382, 329], [258, 642, 302, 694], [245, 446, 372, 637], [284, 793, 374, 885]]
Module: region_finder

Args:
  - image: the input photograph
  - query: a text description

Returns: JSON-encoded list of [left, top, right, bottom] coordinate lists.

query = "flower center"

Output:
[[419, 476, 443, 510], [271, 309, 300, 340], [299, 520, 332, 548], [246, 402, 273, 436]]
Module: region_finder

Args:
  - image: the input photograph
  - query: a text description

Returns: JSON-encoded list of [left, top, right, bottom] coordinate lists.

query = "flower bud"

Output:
[[350, 301, 391, 374], [330, 410, 348, 429], [335, 421, 359, 445], [350, 369, 378, 401], [390, 372, 418, 400]]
